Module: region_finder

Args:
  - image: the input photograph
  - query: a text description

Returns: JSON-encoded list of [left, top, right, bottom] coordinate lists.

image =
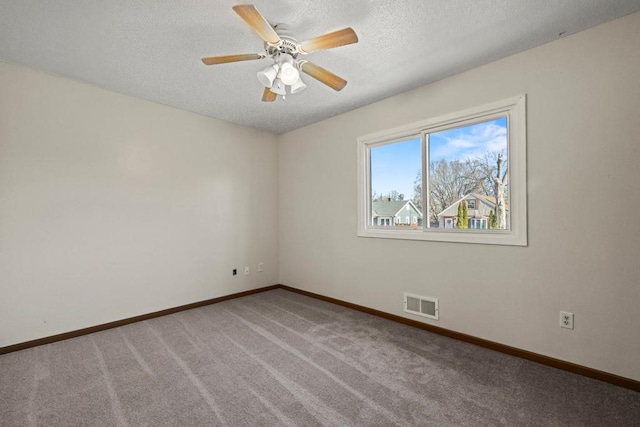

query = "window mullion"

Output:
[[422, 132, 429, 231]]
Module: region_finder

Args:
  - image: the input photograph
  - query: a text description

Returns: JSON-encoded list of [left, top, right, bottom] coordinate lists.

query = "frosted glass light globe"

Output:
[[280, 62, 300, 85]]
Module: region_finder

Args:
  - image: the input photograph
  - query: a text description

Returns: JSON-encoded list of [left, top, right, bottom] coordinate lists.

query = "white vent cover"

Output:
[[404, 293, 439, 320]]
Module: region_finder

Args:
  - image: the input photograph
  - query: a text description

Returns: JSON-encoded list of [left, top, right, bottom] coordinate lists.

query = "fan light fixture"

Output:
[[258, 53, 304, 98], [201, 4, 359, 102], [279, 62, 299, 85], [270, 77, 286, 95], [290, 77, 307, 94], [257, 64, 278, 87]]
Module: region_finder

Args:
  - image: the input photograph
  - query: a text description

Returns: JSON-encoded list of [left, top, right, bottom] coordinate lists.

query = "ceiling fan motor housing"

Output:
[[266, 24, 302, 63]]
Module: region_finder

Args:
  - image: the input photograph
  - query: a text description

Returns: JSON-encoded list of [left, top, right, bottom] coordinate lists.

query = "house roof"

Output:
[[475, 194, 506, 207], [437, 193, 508, 218], [371, 200, 422, 218]]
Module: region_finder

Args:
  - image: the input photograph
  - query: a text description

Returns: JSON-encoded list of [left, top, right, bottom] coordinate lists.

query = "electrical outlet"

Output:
[[560, 311, 574, 329], [244, 266, 250, 276], [258, 262, 264, 272]]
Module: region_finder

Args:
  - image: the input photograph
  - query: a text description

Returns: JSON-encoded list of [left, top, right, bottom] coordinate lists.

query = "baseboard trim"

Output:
[[3, 283, 638, 392], [279, 285, 640, 393], [0, 285, 280, 355]]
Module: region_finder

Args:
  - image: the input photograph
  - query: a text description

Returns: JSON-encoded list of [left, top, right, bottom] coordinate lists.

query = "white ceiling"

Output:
[[1, 1, 639, 134]]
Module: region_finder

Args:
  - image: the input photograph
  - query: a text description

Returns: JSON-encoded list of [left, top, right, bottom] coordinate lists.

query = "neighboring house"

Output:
[[372, 199, 422, 226], [437, 193, 509, 229]]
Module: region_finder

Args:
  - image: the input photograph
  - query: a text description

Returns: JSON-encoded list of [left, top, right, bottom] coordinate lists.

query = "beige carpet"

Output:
[[1, 289, 639, 426]]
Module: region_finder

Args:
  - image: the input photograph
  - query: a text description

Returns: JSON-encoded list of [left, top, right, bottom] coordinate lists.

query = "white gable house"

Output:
[[437, 193, 509, 229]]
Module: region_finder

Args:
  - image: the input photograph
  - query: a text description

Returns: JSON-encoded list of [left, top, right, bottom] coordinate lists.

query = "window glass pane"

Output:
[[428, 117, 509, 230], [358, 95, 525, 245], [370, 138, 422, 227]]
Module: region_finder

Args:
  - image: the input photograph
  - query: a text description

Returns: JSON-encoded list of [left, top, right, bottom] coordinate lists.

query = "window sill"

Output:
[[357, 227, 527, 246]]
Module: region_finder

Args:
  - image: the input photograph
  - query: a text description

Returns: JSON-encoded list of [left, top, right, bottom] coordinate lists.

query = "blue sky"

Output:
[[370, 117, 507, 198], [370, 137, 421, 199], [430, 117, 507, 163]]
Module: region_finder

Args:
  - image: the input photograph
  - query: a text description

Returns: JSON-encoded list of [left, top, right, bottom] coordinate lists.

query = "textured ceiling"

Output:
[[1, 1, 639, 134]]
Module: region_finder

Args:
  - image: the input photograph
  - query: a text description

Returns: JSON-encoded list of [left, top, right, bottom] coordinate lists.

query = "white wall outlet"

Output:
[[258, 262, 264, 272], [244, 266, 250, 276], [560, 311, 574, 329]]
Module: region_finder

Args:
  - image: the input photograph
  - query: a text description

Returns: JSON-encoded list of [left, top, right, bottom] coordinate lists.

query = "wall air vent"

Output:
[[404, 293, 439, 320]]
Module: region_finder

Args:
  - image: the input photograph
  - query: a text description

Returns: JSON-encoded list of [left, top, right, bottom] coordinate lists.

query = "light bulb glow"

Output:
[[280, 62, 299, 85]]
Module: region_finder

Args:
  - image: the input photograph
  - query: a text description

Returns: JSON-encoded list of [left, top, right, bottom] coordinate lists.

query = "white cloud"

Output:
[[448, 138, 476, 149], [479, 123, 507, 139], [486, 135, 507, 153], [430, 119, 507, 162]]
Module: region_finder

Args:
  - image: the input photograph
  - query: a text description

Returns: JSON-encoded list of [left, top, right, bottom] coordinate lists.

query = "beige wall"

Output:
[[2, 12, 639, 382], [278, 13, 640, 380], [0, 61, 279, 347]]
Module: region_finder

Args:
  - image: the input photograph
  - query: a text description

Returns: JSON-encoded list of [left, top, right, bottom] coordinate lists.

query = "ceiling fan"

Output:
[[201, 4, 358, 102]]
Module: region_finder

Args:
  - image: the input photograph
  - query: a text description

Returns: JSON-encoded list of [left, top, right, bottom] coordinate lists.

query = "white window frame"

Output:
[[357, 95, 527, 246]]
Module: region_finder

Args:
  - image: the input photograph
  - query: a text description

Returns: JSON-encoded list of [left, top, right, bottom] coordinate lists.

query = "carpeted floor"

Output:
[[1, 289, 639, 426]]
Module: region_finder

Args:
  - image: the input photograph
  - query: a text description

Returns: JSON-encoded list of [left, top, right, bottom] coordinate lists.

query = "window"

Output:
[[470, 218, 486, 229], [357, 95, 527, 246]]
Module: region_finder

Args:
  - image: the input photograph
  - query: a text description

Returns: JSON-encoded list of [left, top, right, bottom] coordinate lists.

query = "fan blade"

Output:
[[202, 53, 264, 65], [299, 27, 358, 53], [262, 87, 277, 102], [232, 4, 280, 44], [300, 62, 347, 91]]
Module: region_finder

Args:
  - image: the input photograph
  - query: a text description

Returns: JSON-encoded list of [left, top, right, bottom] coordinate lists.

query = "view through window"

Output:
[[358, 95, 526, 245], [370, 117, 509, 231]]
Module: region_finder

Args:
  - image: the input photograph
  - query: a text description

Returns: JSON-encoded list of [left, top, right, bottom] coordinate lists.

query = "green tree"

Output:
[[489, 210, 497, 229], [457, 200, 468, 229], [461, 200, 468, 229]]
